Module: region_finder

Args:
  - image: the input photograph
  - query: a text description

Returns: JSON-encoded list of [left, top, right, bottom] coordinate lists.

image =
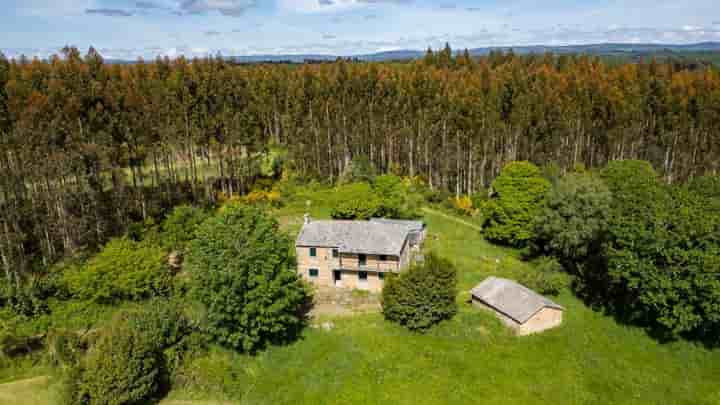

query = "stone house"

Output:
[[470, 277, 564, 336], [295, 216, 425, 293]]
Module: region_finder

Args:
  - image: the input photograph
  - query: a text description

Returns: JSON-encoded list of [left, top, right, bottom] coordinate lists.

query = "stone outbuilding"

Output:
[[471, 277, 564, 336]]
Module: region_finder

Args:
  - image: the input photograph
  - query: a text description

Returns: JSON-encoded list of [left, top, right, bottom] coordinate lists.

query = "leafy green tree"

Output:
[[63, 239, 171, 303], [372, 174, 421, 219], [330, 182, 382, 220], [339, 156, 376, 184], [580, 161, 720, 342], [382, 253, 458, 332], [688, 175, 720, 214], [532, 172, 612, 265], [482, 161, 551, 246], [160, 205, 209, 252], [77, 317, 163, 404], [71, 301, 192, 405], [186, 204, 310, 352]]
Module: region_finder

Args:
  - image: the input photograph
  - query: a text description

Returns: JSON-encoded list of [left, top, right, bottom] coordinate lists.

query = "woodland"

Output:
[[2, 45, 720, 286]]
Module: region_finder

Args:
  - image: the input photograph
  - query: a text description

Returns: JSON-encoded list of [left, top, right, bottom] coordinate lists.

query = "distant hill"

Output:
[[97, 42, 720, 64]]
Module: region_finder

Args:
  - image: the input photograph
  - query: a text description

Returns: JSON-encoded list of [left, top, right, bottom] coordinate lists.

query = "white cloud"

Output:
[[180, 0, 258, 16], [14, 0, 95, 17]]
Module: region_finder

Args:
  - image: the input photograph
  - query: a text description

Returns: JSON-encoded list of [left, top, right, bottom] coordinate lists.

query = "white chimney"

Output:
[[304, 214, 311, 225]]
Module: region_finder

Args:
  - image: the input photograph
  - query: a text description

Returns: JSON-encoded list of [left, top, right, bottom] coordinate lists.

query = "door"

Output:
[[333, 270, 342, 287]]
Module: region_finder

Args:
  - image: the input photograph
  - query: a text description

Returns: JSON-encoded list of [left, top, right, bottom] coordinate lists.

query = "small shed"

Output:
[[471, 277, 564, 336]]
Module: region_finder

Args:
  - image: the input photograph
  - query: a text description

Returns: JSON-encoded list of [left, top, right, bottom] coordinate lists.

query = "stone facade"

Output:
[[472, 299, 563, 336], [296, 246, 401, 293]]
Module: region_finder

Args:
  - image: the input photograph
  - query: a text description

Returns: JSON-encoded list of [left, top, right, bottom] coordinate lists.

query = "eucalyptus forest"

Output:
[[2, 46, 720, 284]]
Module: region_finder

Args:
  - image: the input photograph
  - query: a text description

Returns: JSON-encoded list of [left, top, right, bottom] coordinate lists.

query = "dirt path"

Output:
[[422, 207, 483, 232]]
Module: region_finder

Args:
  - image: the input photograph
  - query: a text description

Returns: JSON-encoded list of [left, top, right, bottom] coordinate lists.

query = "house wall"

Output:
[[398, 239, 412, 269], [296, 246, 395, 292], [517, 307, 563, 336], [296, 246, 335, 287], [335, 270, 384, 292]]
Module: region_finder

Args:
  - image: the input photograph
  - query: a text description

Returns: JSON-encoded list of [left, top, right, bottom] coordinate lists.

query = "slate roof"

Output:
[[295, 220, 416, 256], [369, 218, 425, 232], [471, 277, 564, 324]]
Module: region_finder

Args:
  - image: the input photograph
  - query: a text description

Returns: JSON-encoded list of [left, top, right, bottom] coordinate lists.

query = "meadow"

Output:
[[161, 203, 720, 405]]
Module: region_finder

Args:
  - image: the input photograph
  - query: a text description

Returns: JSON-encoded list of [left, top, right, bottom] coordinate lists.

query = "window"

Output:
[[309, 269, 319, 278], [359, 271, 368, 282], [358, 254, 367, 266], [378, 272, 385, 280], [379, 255, 387, 261], [309, 247, 317, 257], [332, 249, 339, 258]]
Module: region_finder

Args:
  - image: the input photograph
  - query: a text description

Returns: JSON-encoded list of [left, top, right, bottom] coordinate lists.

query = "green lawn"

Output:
[[3, 199, 720, 404]]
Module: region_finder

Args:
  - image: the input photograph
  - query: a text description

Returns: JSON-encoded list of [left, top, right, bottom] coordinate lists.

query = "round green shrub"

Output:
[[382, 253, 458, 332], [78, 318, 164, 405]]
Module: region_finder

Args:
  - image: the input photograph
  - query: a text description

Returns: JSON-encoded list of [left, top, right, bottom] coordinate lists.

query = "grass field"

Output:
[[163, 205, 720, 404], [2, 198, 720, 404]]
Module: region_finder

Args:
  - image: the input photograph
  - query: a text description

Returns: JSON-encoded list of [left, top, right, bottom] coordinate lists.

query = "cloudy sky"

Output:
[[2, 0, 720, 59]]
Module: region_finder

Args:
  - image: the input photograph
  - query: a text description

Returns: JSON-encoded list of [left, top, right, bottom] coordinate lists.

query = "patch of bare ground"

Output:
[[309, 286, 381, 318]]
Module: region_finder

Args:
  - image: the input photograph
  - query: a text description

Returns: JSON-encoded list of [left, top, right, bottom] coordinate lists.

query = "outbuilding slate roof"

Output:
[[295, 219, 419, 256], [471, 277, 564, 324]]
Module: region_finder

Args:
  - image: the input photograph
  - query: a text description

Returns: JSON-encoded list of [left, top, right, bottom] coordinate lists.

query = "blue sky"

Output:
[[2, 0, 720, 59]]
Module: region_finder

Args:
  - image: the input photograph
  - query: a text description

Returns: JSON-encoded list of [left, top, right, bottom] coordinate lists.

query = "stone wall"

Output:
[[471, 298, 563, 336], [517, 307, 563, 336], [296, 246, 397, 292]]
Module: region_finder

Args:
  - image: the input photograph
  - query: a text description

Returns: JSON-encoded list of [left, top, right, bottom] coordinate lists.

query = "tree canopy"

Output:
[[186, 204, 310, 352]]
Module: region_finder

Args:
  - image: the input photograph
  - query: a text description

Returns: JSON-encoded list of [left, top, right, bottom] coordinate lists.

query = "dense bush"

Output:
[[470, 189, 490, 210], [63, 301, 194, 405], [330, 183, 382, 220], [532, 171, 612, 265], [1, 280, 51, 318], [518, 257, 570, 296], [243, 189, 282, 207], [330, 176, 423, 220], [382, 253, 458, 332], [688, 175, 720, 214], [186, 204, 310, 352], [372, 174, 422, 219], [448, 195, 476, 217], [77, 319, 164, 404], [160, 205, 210, 253], [63, 238, 172, 303], [482, 161, 551, 246]]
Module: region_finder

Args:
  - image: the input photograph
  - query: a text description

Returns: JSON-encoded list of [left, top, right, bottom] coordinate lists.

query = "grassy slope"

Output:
[[165, 203, 720, 404]]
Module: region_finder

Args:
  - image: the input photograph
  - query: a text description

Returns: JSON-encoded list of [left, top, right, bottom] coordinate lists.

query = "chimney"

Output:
[[304, 213, 311, 225]]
